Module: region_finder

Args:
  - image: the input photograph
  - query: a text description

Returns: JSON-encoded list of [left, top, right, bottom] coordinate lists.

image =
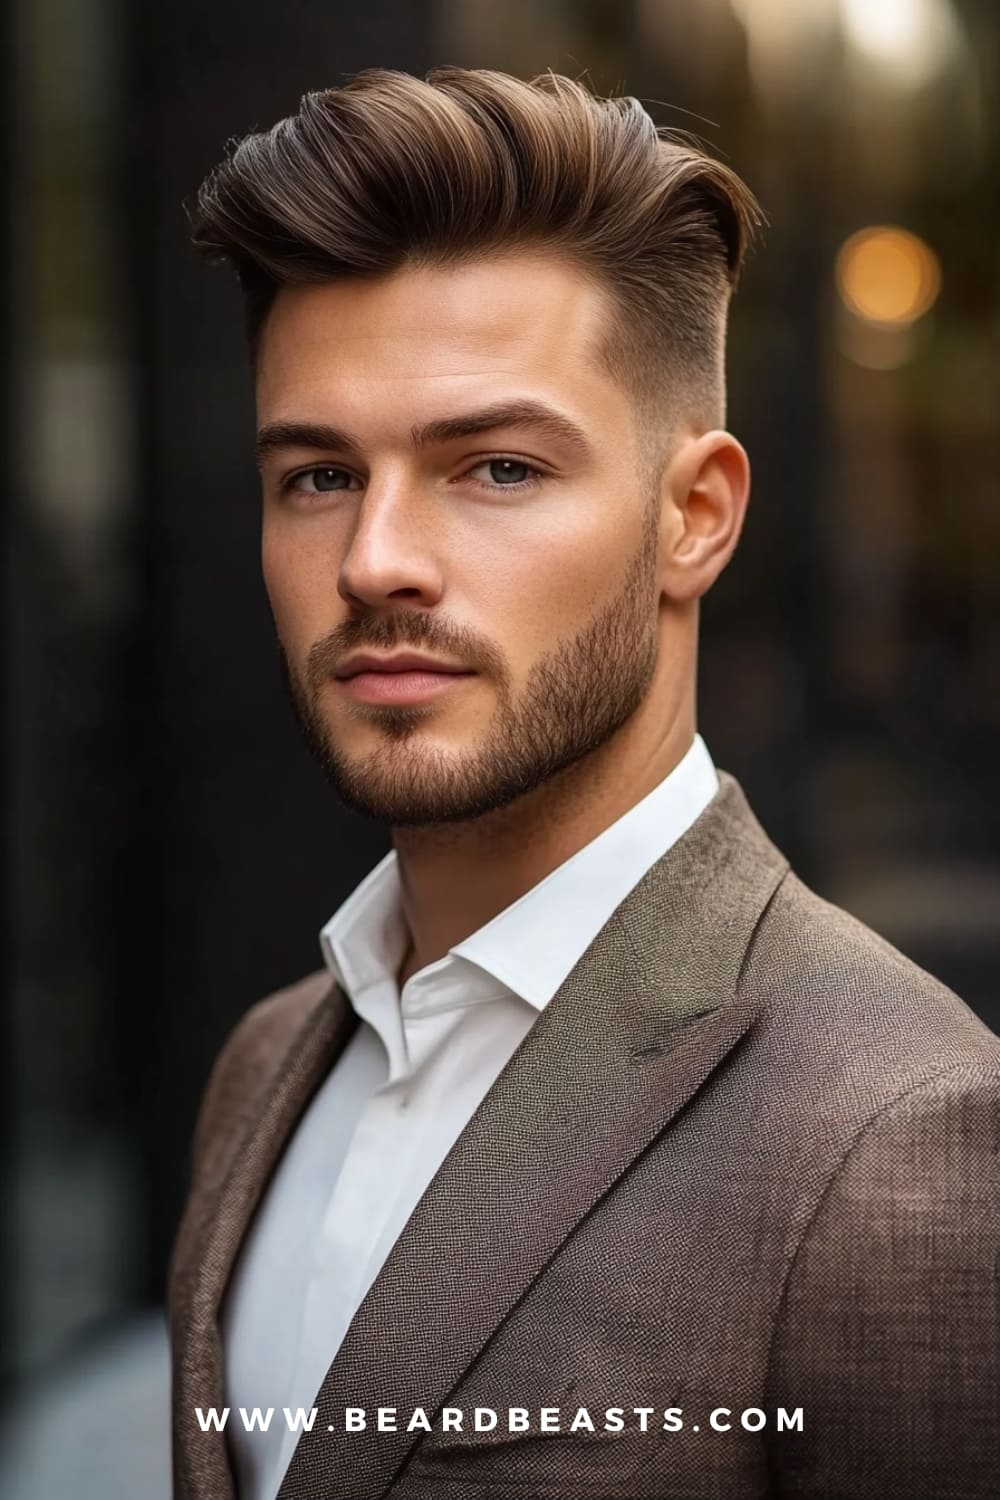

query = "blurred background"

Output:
[[1, 0, 997, 1494]]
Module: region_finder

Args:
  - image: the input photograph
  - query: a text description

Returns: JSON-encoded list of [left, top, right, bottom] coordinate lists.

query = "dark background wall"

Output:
[[2, 5, 997, 1487], [123, 0, 441, 1317]]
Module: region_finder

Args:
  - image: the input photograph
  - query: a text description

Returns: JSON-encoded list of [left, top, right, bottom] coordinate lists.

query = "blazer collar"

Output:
[[277, 768, 789, 1500]]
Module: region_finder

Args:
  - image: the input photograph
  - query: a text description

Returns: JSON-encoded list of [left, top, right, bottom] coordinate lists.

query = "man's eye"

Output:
[[466, 458, 541, 490], [286, 466, 358, 494]]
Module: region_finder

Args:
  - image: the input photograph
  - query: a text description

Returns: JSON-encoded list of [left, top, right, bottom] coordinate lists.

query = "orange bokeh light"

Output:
[[836, 226, 942, 325]]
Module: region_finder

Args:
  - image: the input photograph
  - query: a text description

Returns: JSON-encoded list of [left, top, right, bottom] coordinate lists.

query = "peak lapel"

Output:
[[277, 771, 790, 1500], [171, 976, 356, 1500]]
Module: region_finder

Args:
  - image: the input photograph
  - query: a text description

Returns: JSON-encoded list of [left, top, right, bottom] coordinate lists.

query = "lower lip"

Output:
[[337, 669, 475, 704]]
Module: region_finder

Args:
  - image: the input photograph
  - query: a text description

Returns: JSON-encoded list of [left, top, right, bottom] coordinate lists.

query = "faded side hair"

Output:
[[188, 66, 765, 447]]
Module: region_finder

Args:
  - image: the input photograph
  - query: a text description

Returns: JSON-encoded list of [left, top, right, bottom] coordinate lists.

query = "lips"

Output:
[[335, 662, 476, 706], [335, 652, 471, 679]]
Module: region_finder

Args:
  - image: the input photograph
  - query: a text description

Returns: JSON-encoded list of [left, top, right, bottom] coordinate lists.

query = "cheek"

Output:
[[468, 514, 629, 648], [261, 527, 338, 649]]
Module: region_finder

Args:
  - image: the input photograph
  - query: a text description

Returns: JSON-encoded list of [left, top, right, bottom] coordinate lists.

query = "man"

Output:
[[169, 66, 999, 1500]]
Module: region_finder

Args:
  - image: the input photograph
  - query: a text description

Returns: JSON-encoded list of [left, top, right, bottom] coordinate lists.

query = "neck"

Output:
[[392, 688, 696, 988]]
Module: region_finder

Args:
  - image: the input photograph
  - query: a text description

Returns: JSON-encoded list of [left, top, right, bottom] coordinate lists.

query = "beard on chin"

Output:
[[278, 521, 660, 828]]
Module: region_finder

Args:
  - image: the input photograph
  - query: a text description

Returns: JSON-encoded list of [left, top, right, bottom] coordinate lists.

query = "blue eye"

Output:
[[467, 457, 543, 492]]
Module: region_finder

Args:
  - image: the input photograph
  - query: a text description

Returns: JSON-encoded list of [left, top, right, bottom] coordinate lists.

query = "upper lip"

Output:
[[335, 651, 473, 679]]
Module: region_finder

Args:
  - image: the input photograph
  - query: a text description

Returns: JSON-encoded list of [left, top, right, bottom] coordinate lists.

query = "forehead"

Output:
[[254, 252, 628, 431]]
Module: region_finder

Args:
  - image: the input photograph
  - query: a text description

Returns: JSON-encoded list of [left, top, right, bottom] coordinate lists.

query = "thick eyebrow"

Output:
[[411, 400, 594, 459], [255, 421, 360, 468], [254, 399, 594, 469]]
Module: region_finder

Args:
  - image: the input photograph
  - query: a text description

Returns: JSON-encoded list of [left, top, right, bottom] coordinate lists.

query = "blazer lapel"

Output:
[[171, 974, 357, 1500], [277, 770, 790, 1500]]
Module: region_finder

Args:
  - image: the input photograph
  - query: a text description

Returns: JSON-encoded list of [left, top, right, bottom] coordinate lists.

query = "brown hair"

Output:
[[189, 67, 764, 442]]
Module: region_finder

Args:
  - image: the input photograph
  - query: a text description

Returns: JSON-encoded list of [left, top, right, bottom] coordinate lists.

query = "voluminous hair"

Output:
[[189, 66, 764, 438]]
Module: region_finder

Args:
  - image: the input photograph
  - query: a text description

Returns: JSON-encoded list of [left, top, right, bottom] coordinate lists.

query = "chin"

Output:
[[328, 754, 533, 828]]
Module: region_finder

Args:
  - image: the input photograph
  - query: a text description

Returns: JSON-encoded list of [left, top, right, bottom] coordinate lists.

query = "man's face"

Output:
[[255, 252, 665, 826]]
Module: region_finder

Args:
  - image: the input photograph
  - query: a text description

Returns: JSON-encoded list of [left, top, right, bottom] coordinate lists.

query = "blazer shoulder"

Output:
[[747, 866, 1000, 1083], [216, 966, 335, 1068], [190, 966, 336, 1169]]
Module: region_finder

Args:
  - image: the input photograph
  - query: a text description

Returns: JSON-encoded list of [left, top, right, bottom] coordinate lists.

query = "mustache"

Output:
[[305, 611, 507, 689]]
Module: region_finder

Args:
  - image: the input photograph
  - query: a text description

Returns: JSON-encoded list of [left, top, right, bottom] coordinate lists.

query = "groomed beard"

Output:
[[279, 510, 660, 827]]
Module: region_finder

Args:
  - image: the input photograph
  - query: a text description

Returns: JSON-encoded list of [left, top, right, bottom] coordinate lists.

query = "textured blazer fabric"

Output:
[[168, 771, 1000, 1500]]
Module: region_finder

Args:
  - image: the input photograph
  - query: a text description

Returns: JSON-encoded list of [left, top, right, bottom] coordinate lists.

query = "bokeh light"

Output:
[[835, 225, 942, 326], [839, 0, 964, 89]]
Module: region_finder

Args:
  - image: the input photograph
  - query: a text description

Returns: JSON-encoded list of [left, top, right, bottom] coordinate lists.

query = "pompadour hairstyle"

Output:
[[189, 67, 764, 438]]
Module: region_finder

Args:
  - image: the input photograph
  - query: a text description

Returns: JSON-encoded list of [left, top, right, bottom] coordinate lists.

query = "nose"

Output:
[[337, 474, 445, 611]]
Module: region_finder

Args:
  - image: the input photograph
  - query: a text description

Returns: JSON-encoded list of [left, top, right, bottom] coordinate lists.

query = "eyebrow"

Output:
[[254, 398, 594, 468]]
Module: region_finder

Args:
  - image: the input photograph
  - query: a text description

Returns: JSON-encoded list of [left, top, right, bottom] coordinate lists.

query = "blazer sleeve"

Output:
[[764, 1058, 1000, 1500]]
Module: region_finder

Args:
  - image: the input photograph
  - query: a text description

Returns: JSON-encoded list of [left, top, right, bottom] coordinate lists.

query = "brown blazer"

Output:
[[169, 771, 1000, 1500]]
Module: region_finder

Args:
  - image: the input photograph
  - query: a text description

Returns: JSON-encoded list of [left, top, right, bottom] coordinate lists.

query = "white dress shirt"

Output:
[[222, 733, 719, 1500]]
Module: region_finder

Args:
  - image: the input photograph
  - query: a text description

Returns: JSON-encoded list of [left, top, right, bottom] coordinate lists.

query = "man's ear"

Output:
[[656, 430, 751, 603]]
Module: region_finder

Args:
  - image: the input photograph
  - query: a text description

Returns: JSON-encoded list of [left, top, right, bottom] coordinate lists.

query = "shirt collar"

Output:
[[320, 733, 719, 1014], [320, 846, 407, 1003]]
